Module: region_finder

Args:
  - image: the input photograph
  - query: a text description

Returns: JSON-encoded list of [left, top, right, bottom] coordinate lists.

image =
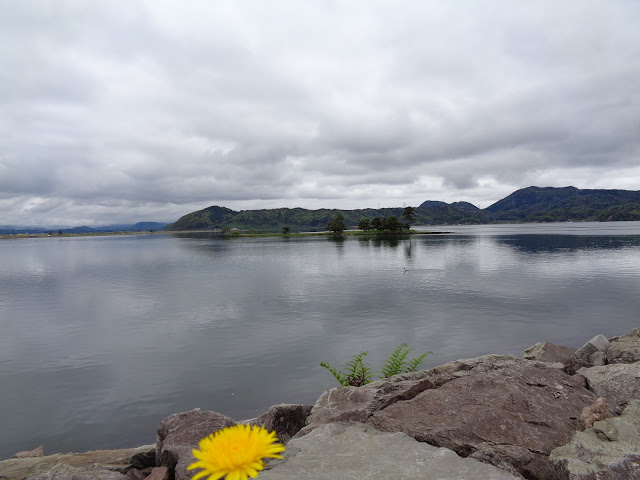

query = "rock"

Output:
[[247, 403, 312, 444], [155, 409, 235, 480], [129, 448, 155, 470], [550, 400, 640, 479], [307, 355, 549, 427], [580, 398, 614, 429], [566, 334, 610, 374], [578, 362, 640, 414], [306, 355, 596, 479], [590, 334, 610, 352], [591, 351, 607, 366], [124, 469, 151, 480], [12, 447, 43, 459], [0, 445, 154, 480], [259, 422, 521, 480], [523, 342, 576, 365], [144, 467, 169, 480], [607, 330, 640, 364], [25, 463, 126, 480]]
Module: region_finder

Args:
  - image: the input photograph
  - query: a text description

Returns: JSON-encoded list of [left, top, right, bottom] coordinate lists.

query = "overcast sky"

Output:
[[1, 1, 639, 226]]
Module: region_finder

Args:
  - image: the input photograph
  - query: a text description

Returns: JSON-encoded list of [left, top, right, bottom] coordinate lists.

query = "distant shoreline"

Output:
[[0, 231, 167, 240], [0, 229, 451, 240]]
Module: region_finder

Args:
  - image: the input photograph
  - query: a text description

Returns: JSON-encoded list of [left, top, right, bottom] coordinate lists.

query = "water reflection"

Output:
[[169, 232, 223, 240], [326, 234, 346, 244], [355, 234, 412, 248], [495, 235, 640, 254]]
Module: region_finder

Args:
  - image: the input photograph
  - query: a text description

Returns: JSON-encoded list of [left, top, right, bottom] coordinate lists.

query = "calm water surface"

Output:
[[1, 222, 640, 458]]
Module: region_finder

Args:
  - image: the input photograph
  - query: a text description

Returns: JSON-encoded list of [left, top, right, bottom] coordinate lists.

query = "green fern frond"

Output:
[[406, 351, 432, 372], [381, 343, 411, 378], [359, 360, 374, 385], [322, 346, 431, 387], [345, 351, 369, 378], [320, 361, 349, 386]]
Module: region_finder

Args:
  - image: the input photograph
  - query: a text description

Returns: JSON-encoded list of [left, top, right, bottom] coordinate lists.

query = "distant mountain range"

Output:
[[0, 222, 169, 235], [167, 186, 640, 232], [5, 187, 640, 235]]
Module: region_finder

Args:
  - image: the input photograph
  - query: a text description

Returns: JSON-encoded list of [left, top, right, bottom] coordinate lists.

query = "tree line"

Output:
[[326, 206, 417, 233]]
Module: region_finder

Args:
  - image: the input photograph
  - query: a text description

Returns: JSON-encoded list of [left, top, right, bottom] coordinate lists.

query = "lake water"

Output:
[[1, 222, 640, 459]]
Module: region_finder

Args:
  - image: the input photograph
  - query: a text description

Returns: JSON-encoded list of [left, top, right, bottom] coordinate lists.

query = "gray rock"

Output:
[[0, 445, 154, 480], [307, 355, 552, 427], [590, 334, 610, 352], [26, 464, 125, 480], [580, 397, 614, 430], [259, 422, 522, 480], [566, 334, 610, 374], [591, 351, 607, 366], [247, 403, 312, 444], [156, 409, 235, 480], [12, 447, 43, 459], [550, 400, 640, 479], [524, 342, 577, 365], [578, 362, 640, 414], [306, 355, 596, 479], [607, 330, 640, 364]]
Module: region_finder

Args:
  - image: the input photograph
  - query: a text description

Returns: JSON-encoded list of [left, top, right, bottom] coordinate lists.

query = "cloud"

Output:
[[1, 0, 640, 225]]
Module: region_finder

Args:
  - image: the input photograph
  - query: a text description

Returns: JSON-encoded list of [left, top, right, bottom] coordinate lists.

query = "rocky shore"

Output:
[[2, 329, 639, 480]]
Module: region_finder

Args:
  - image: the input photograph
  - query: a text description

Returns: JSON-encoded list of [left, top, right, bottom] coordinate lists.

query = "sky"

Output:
[[1, 1, 639, 226]]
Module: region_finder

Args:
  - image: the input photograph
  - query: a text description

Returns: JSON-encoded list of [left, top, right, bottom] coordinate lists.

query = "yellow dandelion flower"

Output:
[[187, 424, 285, 480]]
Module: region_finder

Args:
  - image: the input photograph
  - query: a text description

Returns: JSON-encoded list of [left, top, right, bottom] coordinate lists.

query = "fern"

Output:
[[345, 351, 374, 386], [320, 361, 349, 386], [320, 351, 374, 387], [321, 345, 432, 387], [405, 351, 432, 373], [380, 344, 433, 378], [380, 343, 412, 378]]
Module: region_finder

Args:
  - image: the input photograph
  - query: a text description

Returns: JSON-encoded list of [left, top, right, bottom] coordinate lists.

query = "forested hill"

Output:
[[167, 203, 490, 232], [485, 186, 640, 222], [166, 186, 640, 232]]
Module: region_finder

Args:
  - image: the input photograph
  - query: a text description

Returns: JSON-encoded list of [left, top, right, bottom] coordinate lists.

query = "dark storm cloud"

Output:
[[1, 1, 639, 225]]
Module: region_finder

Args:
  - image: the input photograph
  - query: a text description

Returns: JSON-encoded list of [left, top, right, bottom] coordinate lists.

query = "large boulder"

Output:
[[578, 362, 640, 414], [246, 403, 312, 444], [156, 409, 235, 480], [566, 334, 610, 375], [0, 445, 154, 480], [306, 355, 596, 480], [607, 328, 640, 364], [259, 422, 521, 480], [307, 355, 554, 426], [524, 342, 576, 365], [550, 400, 640, 479]]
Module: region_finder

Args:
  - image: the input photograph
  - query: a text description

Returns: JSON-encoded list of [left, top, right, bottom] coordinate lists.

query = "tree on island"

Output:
[[358, 218, 371, 231], [371, 217, 383, 231], [402, 206, 416, 225], [282, 226, 290, 234], [381, 216, 402, 232], [327, 213, 347, 233]]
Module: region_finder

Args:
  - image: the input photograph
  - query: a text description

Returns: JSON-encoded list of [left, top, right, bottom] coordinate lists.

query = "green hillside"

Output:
[[166, 186, 640, 232], [167, 204, 489, 232], [486, 186, 640, 222]]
